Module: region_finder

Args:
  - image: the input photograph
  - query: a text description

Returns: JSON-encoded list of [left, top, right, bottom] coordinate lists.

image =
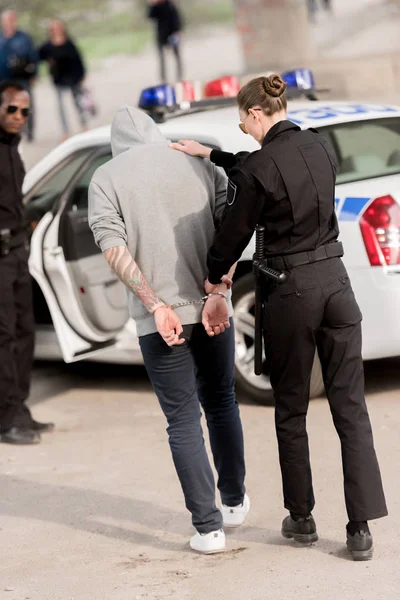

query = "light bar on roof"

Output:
[[203, 76, 241, 99], [138, 84, 176, 110], [281, 68, 315, 91], [137, 69, 320, 122]]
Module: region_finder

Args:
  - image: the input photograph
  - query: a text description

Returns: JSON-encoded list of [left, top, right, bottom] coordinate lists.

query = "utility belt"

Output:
[[265, 241, 344, 272], [0, 228, 27, 257], [252, 230, 344, 377]]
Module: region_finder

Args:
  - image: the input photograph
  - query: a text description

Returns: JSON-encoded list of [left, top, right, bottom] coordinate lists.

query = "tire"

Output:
[[232, 273, 325, 406]]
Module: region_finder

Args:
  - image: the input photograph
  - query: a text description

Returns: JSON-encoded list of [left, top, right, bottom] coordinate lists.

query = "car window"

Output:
[[320, 118, 400, 184], [69, 152, 113, 211], [24, 150, 92, 223]]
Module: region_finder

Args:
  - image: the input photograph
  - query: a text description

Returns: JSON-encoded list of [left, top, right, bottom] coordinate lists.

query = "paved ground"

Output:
[[1, 358, 399, 599], [310, 0, 400, 57]]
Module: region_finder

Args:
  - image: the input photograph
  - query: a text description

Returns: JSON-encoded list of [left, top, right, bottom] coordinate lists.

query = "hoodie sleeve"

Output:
[[88, 177, 127, 252]]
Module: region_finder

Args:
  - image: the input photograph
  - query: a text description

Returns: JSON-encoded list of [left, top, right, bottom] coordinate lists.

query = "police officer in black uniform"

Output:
[[0, 81, 54, 445], [171, 74, 387, 561]]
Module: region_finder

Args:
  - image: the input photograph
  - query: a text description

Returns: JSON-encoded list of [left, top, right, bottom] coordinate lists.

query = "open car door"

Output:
[[27, 146, 129, 362]]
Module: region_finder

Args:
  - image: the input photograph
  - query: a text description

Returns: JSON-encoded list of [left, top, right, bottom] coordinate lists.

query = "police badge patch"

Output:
[[227, 179, 237, 206]]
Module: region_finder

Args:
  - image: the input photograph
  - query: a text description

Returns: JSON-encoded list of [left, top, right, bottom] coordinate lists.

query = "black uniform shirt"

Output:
[[0, 128, 25, 233], [207, 120, 339, 284]]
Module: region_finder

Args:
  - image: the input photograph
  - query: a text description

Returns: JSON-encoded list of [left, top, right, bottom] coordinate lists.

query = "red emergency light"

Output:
[[203, 76, 241, 99]]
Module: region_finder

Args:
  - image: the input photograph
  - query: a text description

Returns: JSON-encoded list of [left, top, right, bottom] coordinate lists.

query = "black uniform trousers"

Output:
[[263, 257, 387, 522], [0, 244, 35, 432]]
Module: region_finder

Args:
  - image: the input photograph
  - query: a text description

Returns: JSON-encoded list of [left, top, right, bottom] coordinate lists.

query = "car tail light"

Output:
[[360, 195, 400, 266], [203, 76, 241, 98]]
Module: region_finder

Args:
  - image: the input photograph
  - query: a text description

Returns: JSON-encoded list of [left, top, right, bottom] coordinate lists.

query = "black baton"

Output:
[[253, 226, 265, 376], [253, 226, 287, 376]]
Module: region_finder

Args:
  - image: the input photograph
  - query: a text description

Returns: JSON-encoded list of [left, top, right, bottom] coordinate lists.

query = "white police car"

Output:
[[26, 72, 400, 405]]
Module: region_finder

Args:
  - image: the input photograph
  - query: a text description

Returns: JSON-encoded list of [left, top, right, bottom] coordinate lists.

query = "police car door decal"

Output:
[[227, 179, 237, 206]]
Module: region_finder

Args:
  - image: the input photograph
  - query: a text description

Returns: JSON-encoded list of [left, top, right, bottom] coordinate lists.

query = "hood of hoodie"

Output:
[[111, 105, 168, 157]]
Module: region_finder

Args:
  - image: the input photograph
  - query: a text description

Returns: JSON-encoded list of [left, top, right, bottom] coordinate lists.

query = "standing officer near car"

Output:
[[171, 73, 387, 561], [0, 81, 54, 445]]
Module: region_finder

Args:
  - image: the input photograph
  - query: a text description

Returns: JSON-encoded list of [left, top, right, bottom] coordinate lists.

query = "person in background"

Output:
[[147, 0, 183, 83], [0, 10, 38, 141], [0, 81, 54, 444], [322, 0, 333, 11], [39, 20, 87, 140], [307, 0, 333, 21]]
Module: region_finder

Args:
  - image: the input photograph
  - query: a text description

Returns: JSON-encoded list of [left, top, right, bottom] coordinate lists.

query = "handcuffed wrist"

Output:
[[150, 302, 167, 315], [205, 291, 227, 301]]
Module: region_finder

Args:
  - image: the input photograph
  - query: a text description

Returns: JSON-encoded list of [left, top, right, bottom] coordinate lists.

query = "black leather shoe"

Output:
[[0, 427, 41, 445], [346, 528, 374, 561], [282, 514, 319, 544], [29, 419, 55, 433]]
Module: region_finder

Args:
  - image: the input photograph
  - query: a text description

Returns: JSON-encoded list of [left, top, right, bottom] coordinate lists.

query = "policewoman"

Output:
[[171, 74, 387, 560]]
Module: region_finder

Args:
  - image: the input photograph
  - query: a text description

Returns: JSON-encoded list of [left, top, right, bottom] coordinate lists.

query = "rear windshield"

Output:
[[319, 117, 400, 185]]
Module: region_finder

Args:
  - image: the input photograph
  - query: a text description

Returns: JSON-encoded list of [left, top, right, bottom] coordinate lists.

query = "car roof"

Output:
[[159, 101, 400, 152], [24, 99, 400, 191]]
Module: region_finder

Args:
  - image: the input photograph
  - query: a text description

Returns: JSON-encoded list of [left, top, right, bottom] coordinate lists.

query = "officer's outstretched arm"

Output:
[[207, 171, 264, 284], [170, 140, 249, 177]]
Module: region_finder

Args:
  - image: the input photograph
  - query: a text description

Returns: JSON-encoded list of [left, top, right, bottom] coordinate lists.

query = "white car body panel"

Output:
[[27, 100, 400, 364], [30, 213, 115, 362]]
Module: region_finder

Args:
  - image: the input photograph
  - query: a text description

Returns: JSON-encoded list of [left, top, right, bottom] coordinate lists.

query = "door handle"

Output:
[[48, 247, 63, 257]]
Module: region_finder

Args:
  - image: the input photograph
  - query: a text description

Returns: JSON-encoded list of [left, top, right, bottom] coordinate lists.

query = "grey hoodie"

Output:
[[88, 106, 231, 337]]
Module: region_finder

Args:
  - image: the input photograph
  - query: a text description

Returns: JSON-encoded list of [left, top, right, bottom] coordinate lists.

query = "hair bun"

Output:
[[263, 74, 287, 98]]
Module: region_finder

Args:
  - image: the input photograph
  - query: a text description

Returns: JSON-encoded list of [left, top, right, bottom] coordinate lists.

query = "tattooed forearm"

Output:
[[104, 246, 165, 313]]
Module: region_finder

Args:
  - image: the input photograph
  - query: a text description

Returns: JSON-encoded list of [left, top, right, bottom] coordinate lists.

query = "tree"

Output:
[[234, 0, 312, 72]]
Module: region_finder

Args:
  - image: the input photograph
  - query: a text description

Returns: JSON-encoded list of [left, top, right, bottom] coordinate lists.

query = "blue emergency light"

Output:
[[138, 84, 176, 110], [282, 69, 315, 91]]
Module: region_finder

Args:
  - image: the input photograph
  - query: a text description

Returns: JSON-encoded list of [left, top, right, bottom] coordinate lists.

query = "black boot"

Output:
[[29, 419, 55, 433], [346, 522, 373, 561], [281, 514, 318, 544], [0, 427, 41, 445]]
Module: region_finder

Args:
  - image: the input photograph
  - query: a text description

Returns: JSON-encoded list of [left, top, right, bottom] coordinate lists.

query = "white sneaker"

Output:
[[190, 529, 226, 554], [222, 494, 251, 528]]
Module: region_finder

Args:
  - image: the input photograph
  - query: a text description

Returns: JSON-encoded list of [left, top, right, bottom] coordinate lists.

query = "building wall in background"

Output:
[[234, 0, 312, 71]]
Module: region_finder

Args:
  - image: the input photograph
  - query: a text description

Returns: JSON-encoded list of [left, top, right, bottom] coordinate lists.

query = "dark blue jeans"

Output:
[[139, 318, 246, 534]]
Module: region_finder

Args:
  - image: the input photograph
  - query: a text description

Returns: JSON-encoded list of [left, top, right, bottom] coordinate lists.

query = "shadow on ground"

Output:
[[29, 361, 151, 406], [0, 475, 353, 559], [30, 356, 400, 408]]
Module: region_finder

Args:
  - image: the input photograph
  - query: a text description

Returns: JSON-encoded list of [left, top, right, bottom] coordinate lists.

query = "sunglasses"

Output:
[[6, 105, 30, 118], [239, 108, 262, 135]]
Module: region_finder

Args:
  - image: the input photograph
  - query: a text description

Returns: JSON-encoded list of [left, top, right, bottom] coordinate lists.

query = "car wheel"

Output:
[[232, 273, 325, 406]]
